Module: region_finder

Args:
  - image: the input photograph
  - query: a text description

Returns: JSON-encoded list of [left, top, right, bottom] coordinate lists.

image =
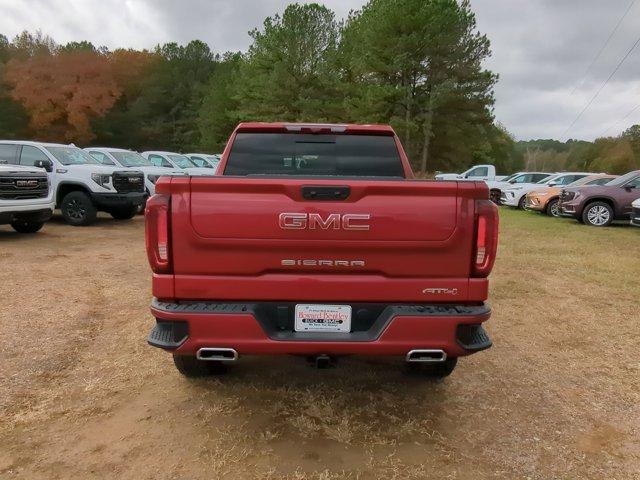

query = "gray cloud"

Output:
[[472, 0, 640, 140], [146, 0, 362, 52], [1, 0, 639, 140]]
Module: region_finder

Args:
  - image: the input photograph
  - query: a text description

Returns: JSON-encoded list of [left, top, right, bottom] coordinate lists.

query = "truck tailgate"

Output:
[[169, 177, 487, 302]]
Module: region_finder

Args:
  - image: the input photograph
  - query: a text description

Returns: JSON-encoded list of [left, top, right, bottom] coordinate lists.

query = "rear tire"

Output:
[[405, 357, 457, 379], [60, 191, 97, 226], [546, 198, 560, 217], [173, 355, 228, 378], [517, 195, 527, 209], [582, 201, 613, 227], [490, 190, 501, 204], [10, 220, 44, 233], [109, 205, 138, 220]]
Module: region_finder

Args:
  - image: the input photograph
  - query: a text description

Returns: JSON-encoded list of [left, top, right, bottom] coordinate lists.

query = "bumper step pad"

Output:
[[148, 321, 189, 349], [456, 324, 492, 351]]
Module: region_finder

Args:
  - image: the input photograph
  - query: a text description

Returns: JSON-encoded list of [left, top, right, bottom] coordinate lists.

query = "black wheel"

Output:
[[109, 205, 138, 220], [582, 201, 613, 227], [490, 190, 501, 204], [60, 191, 97, 226], [172, 355, 228, 378], [405, 358, 458, 379], [546, 198, 560, 217], [10, 220, 44, 233], [517, 195, 527, 209]]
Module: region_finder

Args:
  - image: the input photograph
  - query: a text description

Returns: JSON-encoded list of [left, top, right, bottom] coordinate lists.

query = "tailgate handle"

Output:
[[301, 185, 350, 201]]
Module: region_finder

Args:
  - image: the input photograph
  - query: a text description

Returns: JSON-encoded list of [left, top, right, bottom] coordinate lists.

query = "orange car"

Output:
[[525, 174, 617, 217]]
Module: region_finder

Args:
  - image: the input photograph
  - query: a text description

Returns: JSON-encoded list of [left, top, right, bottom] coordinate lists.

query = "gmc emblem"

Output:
[[279, 213, 371, 231], [16, 180, 39, 189], [128, 177, 142, 183]]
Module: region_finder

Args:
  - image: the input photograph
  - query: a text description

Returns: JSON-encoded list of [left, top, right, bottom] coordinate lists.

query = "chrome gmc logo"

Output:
[[279, 213, 371, 231], [16, 179, 39, 188]]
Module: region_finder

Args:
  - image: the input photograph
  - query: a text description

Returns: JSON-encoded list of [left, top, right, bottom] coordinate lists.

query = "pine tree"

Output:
[[340, 0, 497, 173]]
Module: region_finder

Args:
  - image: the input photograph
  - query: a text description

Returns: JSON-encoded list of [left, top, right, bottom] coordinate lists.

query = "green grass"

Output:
[[496, 206, 640, 294]]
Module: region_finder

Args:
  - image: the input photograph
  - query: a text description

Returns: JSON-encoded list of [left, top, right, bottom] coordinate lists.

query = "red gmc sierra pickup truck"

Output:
[[146, 122, 499, 379]]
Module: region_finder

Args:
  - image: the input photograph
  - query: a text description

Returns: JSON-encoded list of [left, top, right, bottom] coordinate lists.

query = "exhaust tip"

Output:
[[197, 348, 238, 362], [406, 349, 447, 363]]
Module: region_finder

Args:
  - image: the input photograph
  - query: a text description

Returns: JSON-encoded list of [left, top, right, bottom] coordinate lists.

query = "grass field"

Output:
[[0, 209, 639, 479]]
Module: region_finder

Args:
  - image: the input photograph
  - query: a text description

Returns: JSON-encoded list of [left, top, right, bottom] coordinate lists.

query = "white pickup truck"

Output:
[[0, 163, 55, 233], [85, 147, 186, 197], [436, 167, 553, 203], [0, 141, 145, 226], [435, 164, 506, 182]]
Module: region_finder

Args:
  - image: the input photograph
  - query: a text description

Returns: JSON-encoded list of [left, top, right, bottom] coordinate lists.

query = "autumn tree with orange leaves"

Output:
[[5, 50, 121, 143]]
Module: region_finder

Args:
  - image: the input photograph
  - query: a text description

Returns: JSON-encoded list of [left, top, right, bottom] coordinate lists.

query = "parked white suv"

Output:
[[0, 162, 54, 233], [141, 151, 214, 176], [0, 141, 145, 226], [85, 147, 185, 197], [486, 171, 552, 203], [501, 172, 593, 209], [185, 153, 221, 173]]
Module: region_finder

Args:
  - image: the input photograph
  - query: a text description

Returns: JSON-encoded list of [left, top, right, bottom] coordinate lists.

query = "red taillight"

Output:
[[473, 200, 499, 277], [145, 194, 172, 274]]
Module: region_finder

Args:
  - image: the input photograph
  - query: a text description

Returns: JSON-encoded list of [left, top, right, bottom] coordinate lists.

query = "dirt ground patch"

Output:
[[1, 209, 639, 479]]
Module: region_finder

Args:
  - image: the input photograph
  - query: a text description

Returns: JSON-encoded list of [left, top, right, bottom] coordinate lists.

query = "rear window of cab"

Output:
[[224, 133, 404, 177]]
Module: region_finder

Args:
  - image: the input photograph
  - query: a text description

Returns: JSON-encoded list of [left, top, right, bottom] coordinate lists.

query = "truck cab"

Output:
[[435, 164, 505, 182], [0, 141, 145, 226], [145, 123, 499, 379], [0, 161, 54, 233]]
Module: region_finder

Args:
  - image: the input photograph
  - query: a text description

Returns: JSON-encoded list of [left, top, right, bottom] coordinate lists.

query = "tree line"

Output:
[[0, 1, 638, 175], [516, 127, 640, 175]]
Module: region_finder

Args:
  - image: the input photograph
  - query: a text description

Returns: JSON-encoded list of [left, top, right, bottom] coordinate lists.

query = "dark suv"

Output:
[[559, 170, 640, 226]]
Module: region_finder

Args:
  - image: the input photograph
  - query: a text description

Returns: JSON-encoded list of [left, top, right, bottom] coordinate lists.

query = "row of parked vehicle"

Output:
[[3, 140, 638, 233], [489, 170, 640, 227], [0, 140, 221, 232]]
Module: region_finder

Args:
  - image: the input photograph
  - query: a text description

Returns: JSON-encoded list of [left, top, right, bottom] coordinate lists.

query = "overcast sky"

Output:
[[1, 0, 640, 141]]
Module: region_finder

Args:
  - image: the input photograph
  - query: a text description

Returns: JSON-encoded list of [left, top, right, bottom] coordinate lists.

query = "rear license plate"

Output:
[[294, 304, 352, 333]]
